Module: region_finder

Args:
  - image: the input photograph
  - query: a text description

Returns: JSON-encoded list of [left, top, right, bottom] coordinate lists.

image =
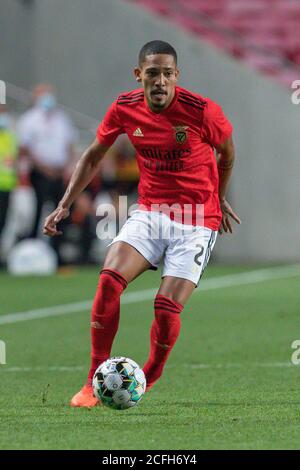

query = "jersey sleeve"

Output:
[[96, 101, 124, 147], [201, 99, 233, 148]]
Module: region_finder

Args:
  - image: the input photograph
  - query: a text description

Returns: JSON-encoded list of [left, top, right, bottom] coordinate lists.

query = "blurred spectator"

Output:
[[0, 105, 18, 259], [97, 135, 139, 218], [17, 84, 77, 261], [114, 134, 139, 199], [61, 191, 97, 265]]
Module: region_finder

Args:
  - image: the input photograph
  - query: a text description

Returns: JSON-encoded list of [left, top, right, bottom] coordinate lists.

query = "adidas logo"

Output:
[[133, 127, 144, 137]]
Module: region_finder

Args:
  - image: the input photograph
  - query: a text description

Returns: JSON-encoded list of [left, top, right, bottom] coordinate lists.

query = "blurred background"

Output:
[[1, 0, 299, 274]]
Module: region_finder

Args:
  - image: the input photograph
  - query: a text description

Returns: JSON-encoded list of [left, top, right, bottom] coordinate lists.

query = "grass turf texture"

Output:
[[0, 264, 299, 450]]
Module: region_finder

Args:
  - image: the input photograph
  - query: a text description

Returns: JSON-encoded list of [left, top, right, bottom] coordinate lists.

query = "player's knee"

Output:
[[92, 269, 128, 310], [99, 269, 128, 296], [154, 294, 183, 314], [91, 269, 127, 322], [103, 242, 128, 274]]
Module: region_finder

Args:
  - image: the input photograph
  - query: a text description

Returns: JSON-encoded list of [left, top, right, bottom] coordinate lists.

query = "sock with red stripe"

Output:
[[87, 268, 128, 385], [143, 294, 183, 390]]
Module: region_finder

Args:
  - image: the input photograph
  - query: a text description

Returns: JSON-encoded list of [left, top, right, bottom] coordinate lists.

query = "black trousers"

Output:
[[29, 168, 65, 238], [0, 191, 10, 238], [30, 168, 66, 264]]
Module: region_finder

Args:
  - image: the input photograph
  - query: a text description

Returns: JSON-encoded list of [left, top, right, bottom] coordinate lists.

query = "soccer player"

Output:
[[43, 40, 241, 407]]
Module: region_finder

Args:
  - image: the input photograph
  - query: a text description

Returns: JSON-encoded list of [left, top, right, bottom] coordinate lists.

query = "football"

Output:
[[92, 356, 146, 410]]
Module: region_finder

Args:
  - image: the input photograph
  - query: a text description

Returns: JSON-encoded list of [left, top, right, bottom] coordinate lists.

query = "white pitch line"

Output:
[[0, 366, 85, 372], [0, 300, 93, 326], [0, 362, 295, 373], [183, 362, 295, 369], [1, 263, 300, 326]]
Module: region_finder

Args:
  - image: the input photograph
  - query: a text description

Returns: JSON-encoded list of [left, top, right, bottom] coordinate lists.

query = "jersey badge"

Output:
[[173, 126, 189, 144]]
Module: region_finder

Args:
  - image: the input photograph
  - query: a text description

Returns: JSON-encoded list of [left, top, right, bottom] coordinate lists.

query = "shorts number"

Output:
[[194, 244, 204, 266]]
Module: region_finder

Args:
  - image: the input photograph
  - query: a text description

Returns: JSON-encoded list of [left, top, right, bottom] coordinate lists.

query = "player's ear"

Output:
[[134, 68, 142, 82], [175, 68, 180, 81]]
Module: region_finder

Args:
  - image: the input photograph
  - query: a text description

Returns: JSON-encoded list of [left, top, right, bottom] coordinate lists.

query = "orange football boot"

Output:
[[70, 385, 101, 408]]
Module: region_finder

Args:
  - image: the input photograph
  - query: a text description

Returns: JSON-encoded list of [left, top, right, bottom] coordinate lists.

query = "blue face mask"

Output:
[[0, 113, 10, 129], [37, 94, 57, 112]]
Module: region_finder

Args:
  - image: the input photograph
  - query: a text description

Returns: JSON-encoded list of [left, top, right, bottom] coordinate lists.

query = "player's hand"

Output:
[[219, 199, 241, 234], [43, 206, 70, 237]]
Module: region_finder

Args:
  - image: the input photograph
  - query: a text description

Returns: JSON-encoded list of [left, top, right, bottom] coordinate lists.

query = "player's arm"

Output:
[[43, 138, 109, 236], [216, 136, 241, 234]]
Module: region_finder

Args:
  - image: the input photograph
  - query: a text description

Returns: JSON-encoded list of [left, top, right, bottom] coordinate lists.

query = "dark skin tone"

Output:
[[44, 53, 240, 306], [216, 136, 241, 234], [134, 53, 179, 113]]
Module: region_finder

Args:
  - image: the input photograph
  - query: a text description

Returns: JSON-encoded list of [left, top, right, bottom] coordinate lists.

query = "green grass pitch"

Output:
[[0, 264, 299, 450]]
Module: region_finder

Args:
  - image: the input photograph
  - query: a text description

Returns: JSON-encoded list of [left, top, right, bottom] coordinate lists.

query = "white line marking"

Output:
[[181, 362, 295, 369], [0, 362, 296, 373], [0, 366, 85, 372], [0, 301, 93, 326], [1, 264, 300, 326]]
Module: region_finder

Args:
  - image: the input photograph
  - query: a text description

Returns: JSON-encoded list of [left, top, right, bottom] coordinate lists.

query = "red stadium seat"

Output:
[[128, 0, 300, 86]]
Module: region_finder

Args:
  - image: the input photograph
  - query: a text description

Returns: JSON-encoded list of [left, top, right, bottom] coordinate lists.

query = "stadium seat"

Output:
[[128, 0, 300, 86]]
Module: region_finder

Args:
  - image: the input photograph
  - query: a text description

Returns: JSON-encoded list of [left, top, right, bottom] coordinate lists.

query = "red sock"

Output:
[[143, 295, 183, 390], [87, 269, 127, 385]]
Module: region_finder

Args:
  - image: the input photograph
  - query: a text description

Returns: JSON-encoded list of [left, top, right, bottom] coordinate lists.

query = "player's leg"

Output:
[[71, 210, 167, 406], [143, 226, 217, 390], [143, 276, 195, 390], [70, 241, 152, 407], [157, 275, 196, 305], [102, 240, 153, 282], [88, 241, 152, 381]]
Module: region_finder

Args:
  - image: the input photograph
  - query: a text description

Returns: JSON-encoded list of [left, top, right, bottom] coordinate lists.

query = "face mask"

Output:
[[0, 113, 10, 129], [37, 94, 57, 112]]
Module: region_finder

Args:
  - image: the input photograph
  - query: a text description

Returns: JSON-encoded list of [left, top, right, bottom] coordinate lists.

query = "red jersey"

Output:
[[96, 86, 233, 230]]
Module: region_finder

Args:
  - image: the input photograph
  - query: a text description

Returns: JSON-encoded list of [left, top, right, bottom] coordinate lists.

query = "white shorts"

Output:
[[111, 210, 217, 286]]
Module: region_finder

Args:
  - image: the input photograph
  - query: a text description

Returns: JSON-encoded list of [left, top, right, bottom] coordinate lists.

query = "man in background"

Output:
[[18, 84, 77, 260]]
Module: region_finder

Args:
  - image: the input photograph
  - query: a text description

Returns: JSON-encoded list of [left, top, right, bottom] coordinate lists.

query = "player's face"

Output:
[[134, 54, 179, 112]]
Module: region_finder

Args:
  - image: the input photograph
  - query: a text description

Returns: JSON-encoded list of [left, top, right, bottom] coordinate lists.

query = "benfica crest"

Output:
[[173, 126, 189, 144]]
